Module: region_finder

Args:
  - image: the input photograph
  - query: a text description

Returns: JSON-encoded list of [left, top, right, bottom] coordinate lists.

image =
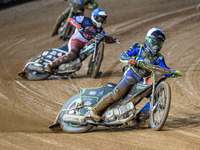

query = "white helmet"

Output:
[[91, 9, 107, 28]]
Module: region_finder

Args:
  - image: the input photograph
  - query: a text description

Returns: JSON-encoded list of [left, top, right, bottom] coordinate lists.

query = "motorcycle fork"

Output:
[[91, 40, 97, 62], [150, 71, 163, 112], [91, 37, 103, 62], [64, 7, 73, 27]]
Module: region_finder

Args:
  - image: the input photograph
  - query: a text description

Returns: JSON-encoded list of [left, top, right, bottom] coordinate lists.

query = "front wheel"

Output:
[[59, 94, 94, 133], [26, 68, 51, 81], [62, 24, 74, 41], [25, 55, 51, 80], [88, 41, 104, 78], [51, 13, 69, 37], [149, 81, 171, 131]]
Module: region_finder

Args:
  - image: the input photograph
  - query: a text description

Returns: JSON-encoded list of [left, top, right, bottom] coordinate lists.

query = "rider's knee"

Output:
[[67, 50, 78, 60]]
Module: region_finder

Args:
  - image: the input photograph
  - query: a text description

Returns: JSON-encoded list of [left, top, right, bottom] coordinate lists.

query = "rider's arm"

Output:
[[68, 16, 84, 29], [100, 30, 118, 44], [156, 55, 174, 77], [120, 44, 140, 63], [105, 36, 117, 43]]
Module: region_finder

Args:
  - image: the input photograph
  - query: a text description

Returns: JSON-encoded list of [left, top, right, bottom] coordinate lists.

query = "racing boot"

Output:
[[85, 108, 101, 122], [86, 86, 129, 122], [44, 51, 78, 72], [86, 71, 139, 122]]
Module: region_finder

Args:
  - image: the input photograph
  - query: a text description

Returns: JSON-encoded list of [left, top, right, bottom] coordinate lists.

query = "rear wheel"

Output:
[[57, 12, 74, 41], [87, 41, 104, 78], [26, 68, 50, 81], [59, 94, 94, 133], [26, 55, 51, 80], [149, 81, 171, 131], [62, 24, 74, 41]]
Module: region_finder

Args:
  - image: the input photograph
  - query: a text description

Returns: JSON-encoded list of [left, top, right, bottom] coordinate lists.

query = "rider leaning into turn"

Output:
[[46, 9, 119, 72], [86, 28, 182, 122]]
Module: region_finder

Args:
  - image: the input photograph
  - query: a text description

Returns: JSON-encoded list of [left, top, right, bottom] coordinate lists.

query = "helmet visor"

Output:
[[95, 16, 107, 24], [151, 39, 164, 49]]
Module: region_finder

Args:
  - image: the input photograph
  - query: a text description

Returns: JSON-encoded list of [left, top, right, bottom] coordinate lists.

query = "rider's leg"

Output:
[[46, 50, 78, 72], [87, 68, 139, 121], [45, 38, 85, 72]]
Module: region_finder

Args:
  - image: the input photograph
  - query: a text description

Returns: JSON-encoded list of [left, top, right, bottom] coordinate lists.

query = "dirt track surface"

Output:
[[0, 0, 200, 149]]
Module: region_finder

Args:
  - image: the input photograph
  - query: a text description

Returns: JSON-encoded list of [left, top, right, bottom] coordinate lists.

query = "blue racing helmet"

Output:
[[91, 9, 107, 28]]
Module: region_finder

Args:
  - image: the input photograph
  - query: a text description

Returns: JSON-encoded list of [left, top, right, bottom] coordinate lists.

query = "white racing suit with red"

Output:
[[48, 16, 116, 70], [89, 43, 176, 122]]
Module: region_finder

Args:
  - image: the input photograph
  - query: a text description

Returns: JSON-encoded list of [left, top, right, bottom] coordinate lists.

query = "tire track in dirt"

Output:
[[108, 5, 199, 36]]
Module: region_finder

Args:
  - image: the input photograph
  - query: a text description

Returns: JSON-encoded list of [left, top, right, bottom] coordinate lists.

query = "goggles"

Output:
[[95, 16, 107, 24], [151, 38, 164, 48]]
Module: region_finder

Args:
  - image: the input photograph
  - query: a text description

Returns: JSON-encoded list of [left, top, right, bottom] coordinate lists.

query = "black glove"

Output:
[[114, 38, 120, 44]]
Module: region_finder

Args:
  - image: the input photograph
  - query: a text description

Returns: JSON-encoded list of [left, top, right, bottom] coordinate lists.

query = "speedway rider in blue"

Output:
[[87, 28, 182, 122]]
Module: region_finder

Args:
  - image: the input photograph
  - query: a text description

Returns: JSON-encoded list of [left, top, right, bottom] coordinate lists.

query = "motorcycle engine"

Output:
[[58, 58, 82, 73], [104, 102, 135, 122]]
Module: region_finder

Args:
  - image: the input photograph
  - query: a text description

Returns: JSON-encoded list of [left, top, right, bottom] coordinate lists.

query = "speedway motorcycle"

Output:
[[51, 0, 94, 40], [49, 61, 182, 133], [18, 31, 118, 80]]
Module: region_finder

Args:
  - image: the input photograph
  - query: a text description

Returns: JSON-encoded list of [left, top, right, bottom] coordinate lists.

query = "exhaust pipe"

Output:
[[27, 64, 44, 73]]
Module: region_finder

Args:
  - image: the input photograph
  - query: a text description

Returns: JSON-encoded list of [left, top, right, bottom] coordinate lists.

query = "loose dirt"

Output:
[[0, 0, 199, 149]]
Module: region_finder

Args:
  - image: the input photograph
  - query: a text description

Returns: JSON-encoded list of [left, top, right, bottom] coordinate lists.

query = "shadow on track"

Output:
[[165, 116, 200, 129]]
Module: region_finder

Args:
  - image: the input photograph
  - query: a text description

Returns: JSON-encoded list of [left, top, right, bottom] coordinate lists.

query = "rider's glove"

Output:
[[129, 59, 136, 66], [175, 70, 182, 75], [88, 5, 93, 9], [170, 70, 182, 78], [88, 3, 98, 9], [92, 3, 98, 9]]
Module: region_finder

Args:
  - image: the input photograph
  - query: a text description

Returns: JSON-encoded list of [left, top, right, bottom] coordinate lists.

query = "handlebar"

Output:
[[67, 0, 83, 5], [84, 29, 99, 37], [83, 29, 120, 44], [137, 61, 174, 75]]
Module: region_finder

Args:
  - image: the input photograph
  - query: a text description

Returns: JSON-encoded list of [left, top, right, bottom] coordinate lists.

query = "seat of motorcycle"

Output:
[[80, 82, 117, 107], [58, 44, 68, 52], [105, 82, 117, 89]]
